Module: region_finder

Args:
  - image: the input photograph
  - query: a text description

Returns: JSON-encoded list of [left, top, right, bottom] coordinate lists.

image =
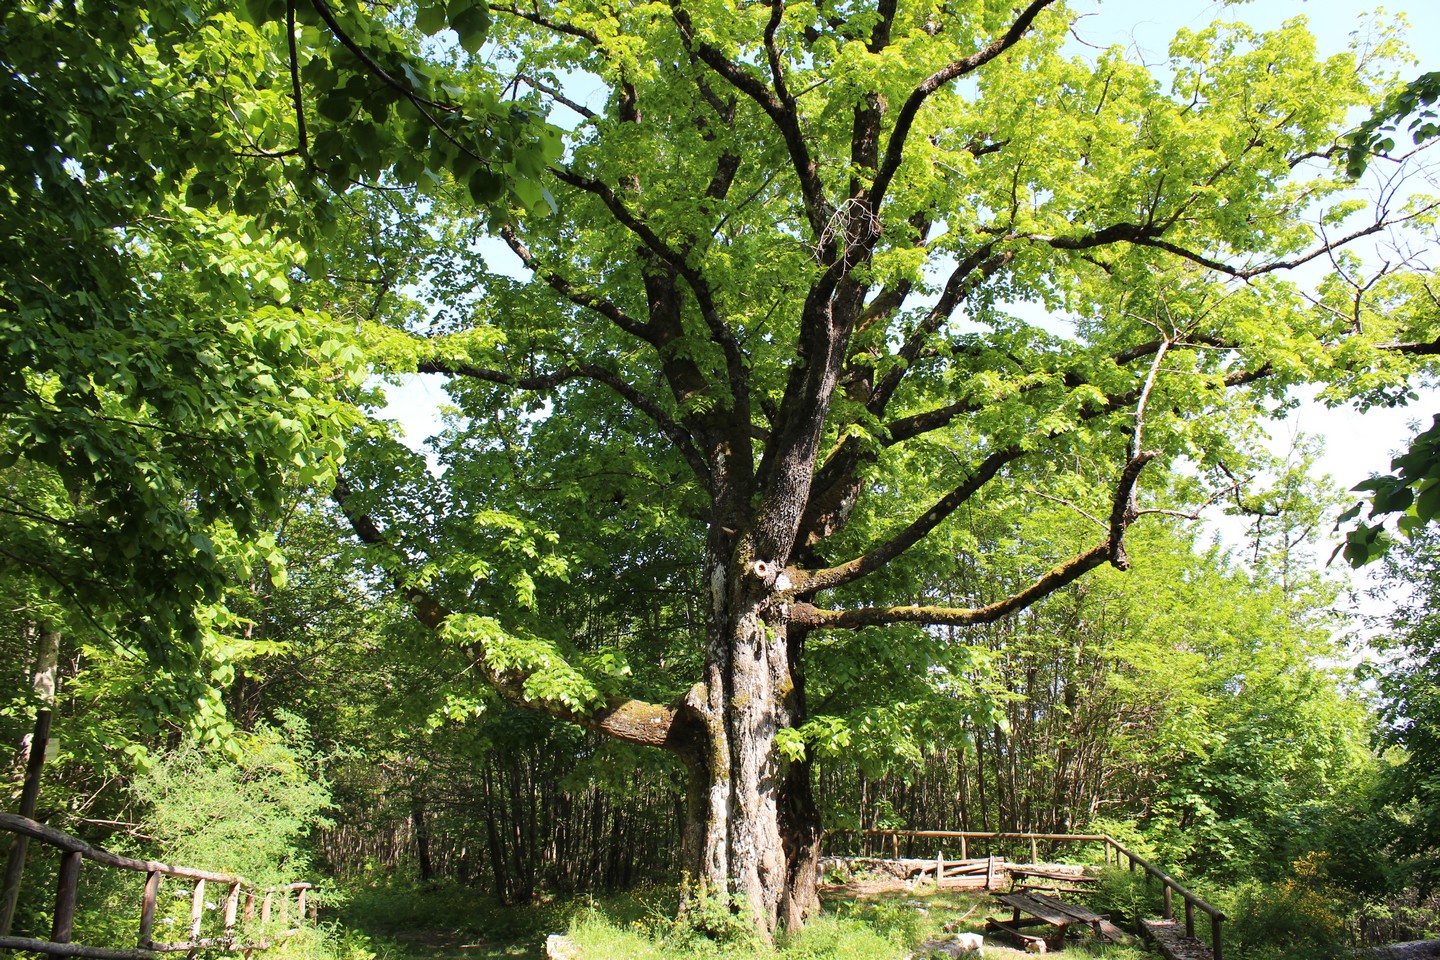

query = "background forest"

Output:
[[4, 0, 1440, 956]]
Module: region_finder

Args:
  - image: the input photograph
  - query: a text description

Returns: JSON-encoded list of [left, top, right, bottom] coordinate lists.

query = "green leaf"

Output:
[[451, 3, 491, 53], [416, 4, 447, 35]]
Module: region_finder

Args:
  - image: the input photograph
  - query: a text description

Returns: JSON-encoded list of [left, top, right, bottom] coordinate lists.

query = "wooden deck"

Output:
[[1143, 918, 1214, 960]]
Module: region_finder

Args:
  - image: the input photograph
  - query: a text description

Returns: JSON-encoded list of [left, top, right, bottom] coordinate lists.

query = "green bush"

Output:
[[1217, 878, 1346, 960], [1089, 865, 1165, 928], [131, 714, 332, 888]]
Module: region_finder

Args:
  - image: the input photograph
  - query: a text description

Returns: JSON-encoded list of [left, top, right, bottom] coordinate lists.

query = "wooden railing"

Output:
[[0, 813, 315, 959], [825, 829, 1227, 960]]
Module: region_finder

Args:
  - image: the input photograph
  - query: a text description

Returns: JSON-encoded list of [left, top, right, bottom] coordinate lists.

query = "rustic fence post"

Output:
[[139, 869, 162, 946], [190, 878, 206, 943], [1163, 881, 1173, 919], [51, 849, 82, 943], [1030, 836, 1039, 864], [1185, 898, 1195, 939], [935, 850, 944, 888], [1212, 915, 1223, 960], [296, 886, 307, 922], [261, 890, 273, 924], [960, 836, 968, 861], [224, 882, 242, 935]]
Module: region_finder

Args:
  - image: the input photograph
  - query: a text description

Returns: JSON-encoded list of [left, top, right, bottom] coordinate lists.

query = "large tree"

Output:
[[332, 0, 1440, 938]]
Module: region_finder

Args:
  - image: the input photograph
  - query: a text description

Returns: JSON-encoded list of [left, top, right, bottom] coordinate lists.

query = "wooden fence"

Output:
[[825, 829, 1227, 960], [0, 812, 314, 959]]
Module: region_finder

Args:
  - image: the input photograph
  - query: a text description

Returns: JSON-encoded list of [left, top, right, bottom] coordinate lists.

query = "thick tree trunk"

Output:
[[677, 555, 822, 941]]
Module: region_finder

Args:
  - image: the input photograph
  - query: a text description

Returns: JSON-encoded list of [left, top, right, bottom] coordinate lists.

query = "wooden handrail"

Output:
[[1105, 838, 1223, 920], [0, 813, 315, 958], [825, 828, 1224, 960]]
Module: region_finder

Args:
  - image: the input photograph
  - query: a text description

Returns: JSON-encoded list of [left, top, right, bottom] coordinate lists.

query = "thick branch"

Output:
[[491, 2, 604, 45], [669, 0, 832, 239], [869, 246, 1008, 416], [870, 0, 1057, 211], [792, 444, 1023, 595], [498, 225, 653, 342], [1028, 206, 1437, 280], [416, 356, 712, 489], [550, 167, 751, 420], [792, 449, 1157, 629], [791, 545, 1109, 629], [331, 475, 684, 750]]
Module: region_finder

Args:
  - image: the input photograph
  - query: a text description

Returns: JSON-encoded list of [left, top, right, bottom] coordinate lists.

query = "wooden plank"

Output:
[[0, 934, 161, 959], [1098, 920, 1131, 944], [0, 815, 242, 885], [992, 893, 1072, 927], [1142, 918, 1214, 960], [1010, 868, 1097, 883], [1011, 884, 1095, 897], [985, 916, 1046, 944], [1030, 893, 1105, 924], [224, 883, 241, 933]]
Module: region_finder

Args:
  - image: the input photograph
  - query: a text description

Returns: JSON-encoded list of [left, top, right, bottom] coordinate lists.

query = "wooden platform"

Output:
[[1142, 918, 1213, 960]]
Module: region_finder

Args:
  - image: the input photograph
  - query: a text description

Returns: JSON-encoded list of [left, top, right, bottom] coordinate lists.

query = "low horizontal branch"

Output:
[[331, 477, 686, 751]]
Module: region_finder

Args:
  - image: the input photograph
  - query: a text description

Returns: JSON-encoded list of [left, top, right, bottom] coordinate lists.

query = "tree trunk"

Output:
[[0, 621, 61, 938], [410, 793, 433, 883], [676, 554, 821, 941]]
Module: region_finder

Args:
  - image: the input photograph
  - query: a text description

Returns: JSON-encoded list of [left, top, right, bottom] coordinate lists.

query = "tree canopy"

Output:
[[5, 0, 1440, 942], [327, 0, 1439, 936]]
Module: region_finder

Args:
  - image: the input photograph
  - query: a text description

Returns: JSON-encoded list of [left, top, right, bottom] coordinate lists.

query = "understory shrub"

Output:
[[131, 714, 332, 888]]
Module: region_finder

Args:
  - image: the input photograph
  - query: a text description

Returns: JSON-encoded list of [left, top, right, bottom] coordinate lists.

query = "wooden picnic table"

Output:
[[988, 892, 1110, 946]]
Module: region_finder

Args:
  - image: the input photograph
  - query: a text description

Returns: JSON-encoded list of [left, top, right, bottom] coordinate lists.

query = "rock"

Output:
[[910, 933, 984, 958], [544, 934, 580, 960]]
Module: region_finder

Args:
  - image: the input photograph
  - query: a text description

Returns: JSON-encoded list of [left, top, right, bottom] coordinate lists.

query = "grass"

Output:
[[327, 878, 1158, 960]]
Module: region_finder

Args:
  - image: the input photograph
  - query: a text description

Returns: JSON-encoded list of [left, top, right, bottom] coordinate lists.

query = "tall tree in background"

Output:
[[334, 0, 1440, 938]]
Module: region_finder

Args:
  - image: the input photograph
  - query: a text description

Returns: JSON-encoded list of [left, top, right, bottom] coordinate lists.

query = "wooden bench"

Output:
[[988, 891, 1114, 947]]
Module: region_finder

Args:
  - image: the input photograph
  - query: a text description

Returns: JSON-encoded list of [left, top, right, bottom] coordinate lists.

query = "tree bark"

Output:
[[0, 621, 61, 938], [674, 548, 822, 941]]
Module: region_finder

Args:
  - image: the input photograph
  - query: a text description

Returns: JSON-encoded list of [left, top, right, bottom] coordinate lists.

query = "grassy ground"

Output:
[[328, 881, 1157, 960]]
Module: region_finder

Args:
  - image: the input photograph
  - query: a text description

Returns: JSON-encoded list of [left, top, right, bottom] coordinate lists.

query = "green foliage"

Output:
[[1367, 527, 1440, 891], [1089, 866, 1165, 927], [1347, 71, 1440, 177], [130, 715, 333, 887], [1339, 416, 1440, 566], [1218, 877, 1347, 960]]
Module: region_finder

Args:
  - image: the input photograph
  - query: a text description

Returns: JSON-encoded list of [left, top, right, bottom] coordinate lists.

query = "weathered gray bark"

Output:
[[671, 538, 824, 940]]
